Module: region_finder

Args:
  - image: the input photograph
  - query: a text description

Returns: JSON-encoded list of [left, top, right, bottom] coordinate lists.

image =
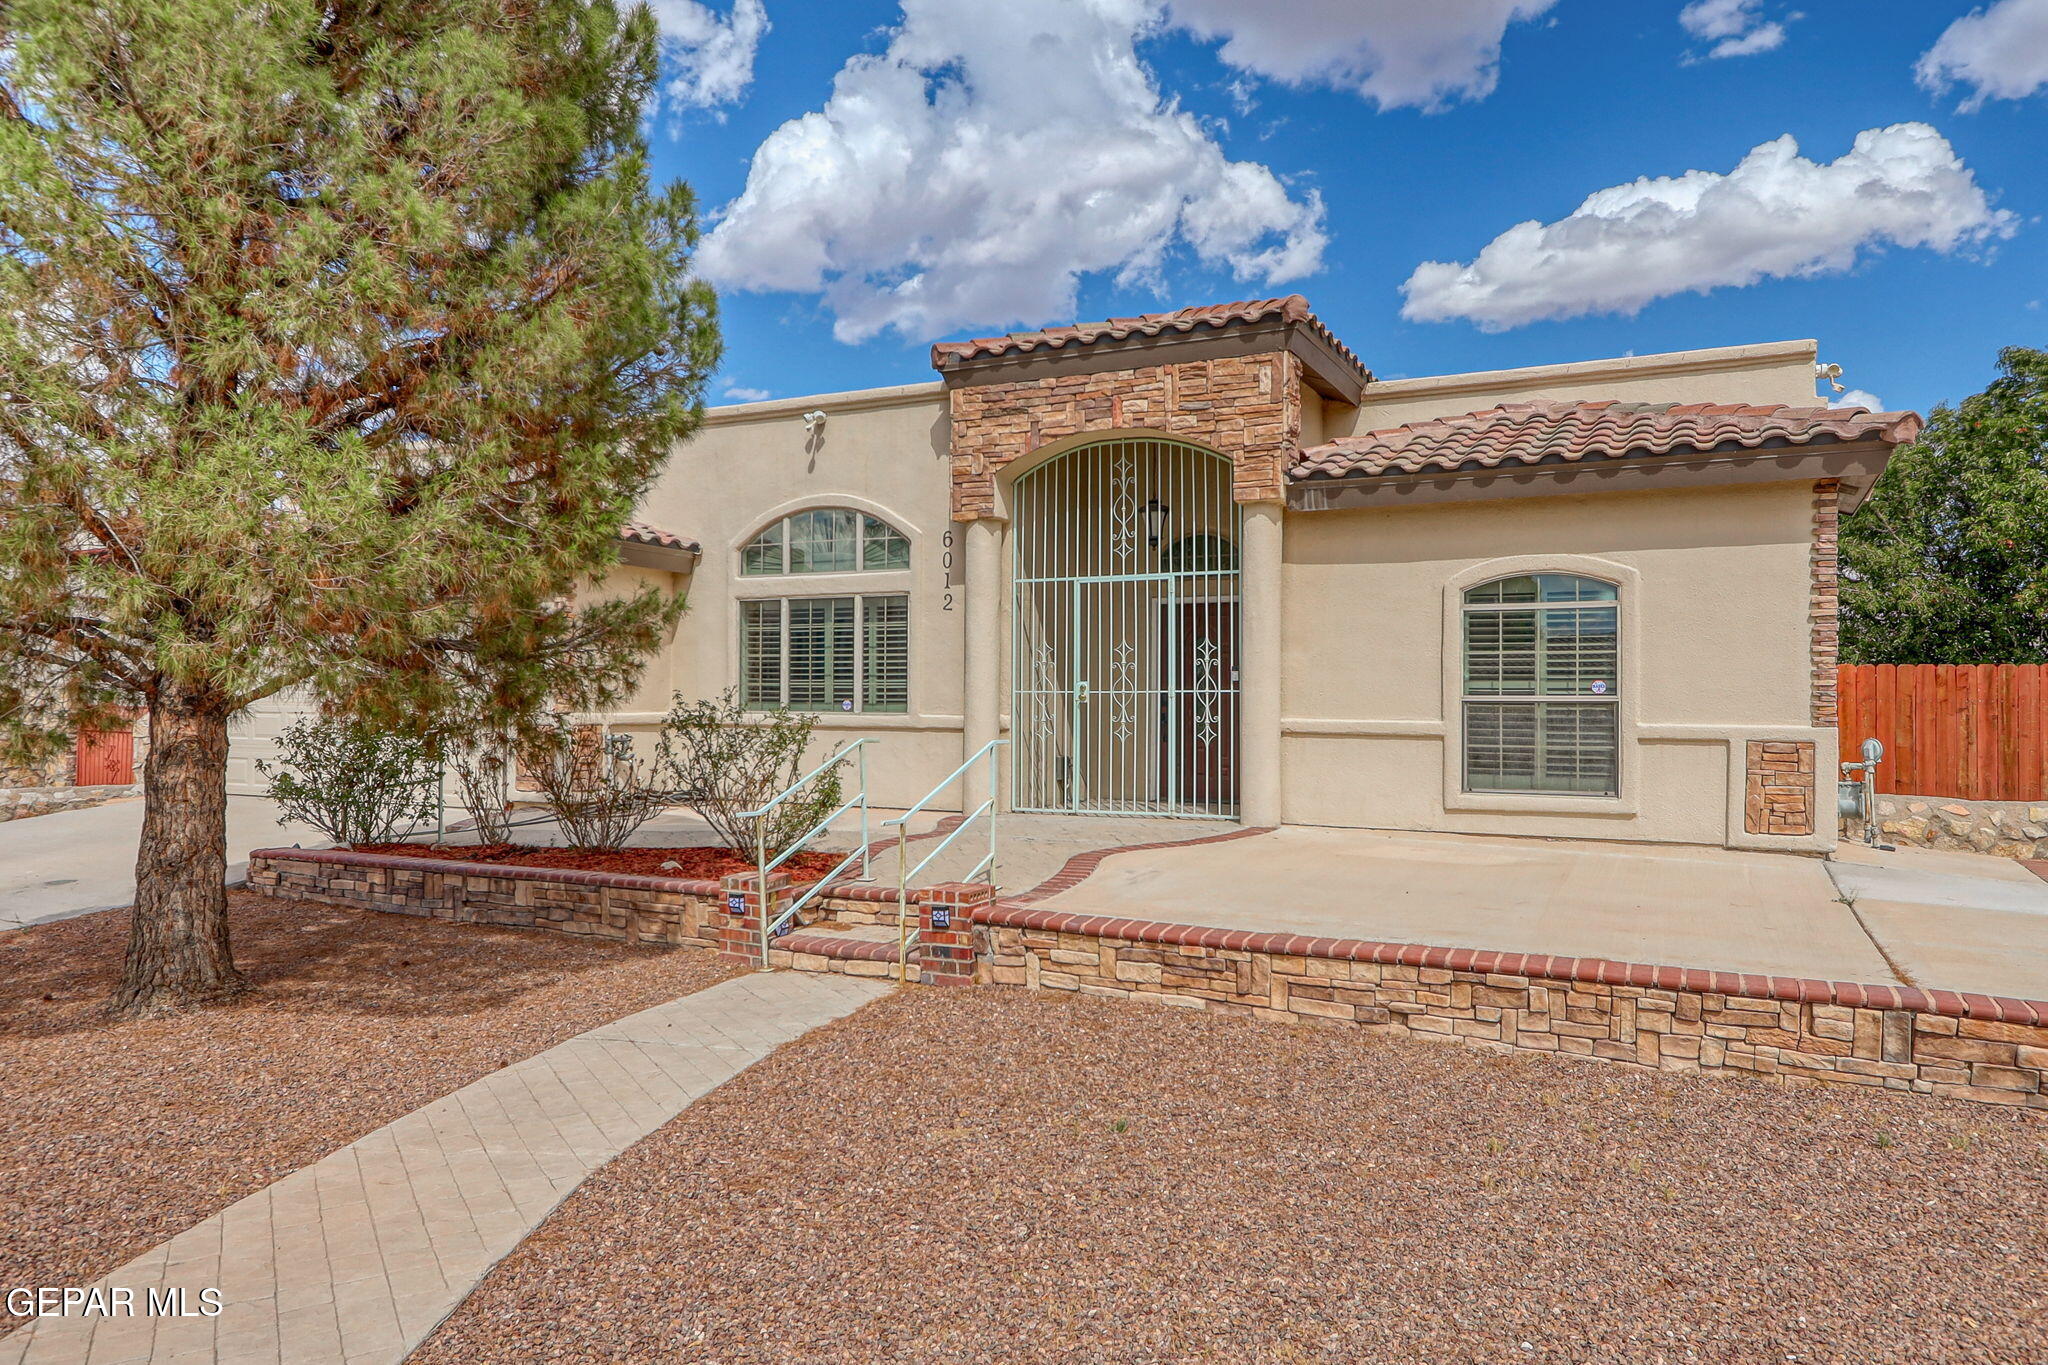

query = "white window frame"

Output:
[[739, 591, 910, 715], [740, 507, 910, 577], [1440, 556, 1642, 817]]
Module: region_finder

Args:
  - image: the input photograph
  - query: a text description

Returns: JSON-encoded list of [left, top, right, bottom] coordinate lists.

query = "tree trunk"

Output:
[[110, 682, 244, 1017]]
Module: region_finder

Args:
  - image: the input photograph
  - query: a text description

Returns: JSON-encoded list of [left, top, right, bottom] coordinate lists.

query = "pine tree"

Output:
[[1842, 348, 2048, 665], [0, 0, 719, 1015]]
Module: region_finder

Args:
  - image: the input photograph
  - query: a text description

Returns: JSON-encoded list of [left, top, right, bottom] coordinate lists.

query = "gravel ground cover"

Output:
[[0, 890, 735, 1334], [350, 842, 844, 882], [417, 988, 2048, 1365]]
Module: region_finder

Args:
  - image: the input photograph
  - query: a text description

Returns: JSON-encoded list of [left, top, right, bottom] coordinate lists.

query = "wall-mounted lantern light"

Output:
[[1142, 496, 1171, 548]]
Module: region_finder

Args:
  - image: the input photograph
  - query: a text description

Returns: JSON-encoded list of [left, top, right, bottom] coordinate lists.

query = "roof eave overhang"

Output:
[[935, 317, 1371, 404], [618, 539, 700, 573], [1286, 437, 1898, 515]]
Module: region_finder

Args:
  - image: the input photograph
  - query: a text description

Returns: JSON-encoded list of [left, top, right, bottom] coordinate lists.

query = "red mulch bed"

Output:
[[349, 842, 847, 883]]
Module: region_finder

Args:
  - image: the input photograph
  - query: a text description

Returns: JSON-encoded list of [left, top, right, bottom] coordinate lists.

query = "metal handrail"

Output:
[[740, 740, 874, 969], [884, 740, 1006, 981]]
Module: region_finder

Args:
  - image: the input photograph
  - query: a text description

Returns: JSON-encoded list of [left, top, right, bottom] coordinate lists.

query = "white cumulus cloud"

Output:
[[1400, 123, 2016, 331], [1679, 0, 1787, 59], [697, 0, 1327, 344], [721, 383, 772, 402], [1829, 387, 1885, 411], [1916, 0, 2048, 110], [648, 0, 768, 117], [1162, 0, 1557, 111]]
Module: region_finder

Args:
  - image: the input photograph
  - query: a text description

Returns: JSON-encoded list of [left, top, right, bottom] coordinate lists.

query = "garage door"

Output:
[[226, 689, 319, 796]]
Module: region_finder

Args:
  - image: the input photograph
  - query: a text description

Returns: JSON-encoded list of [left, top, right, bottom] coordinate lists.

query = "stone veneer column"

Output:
[[1239, 500, 1284, 827], [962, 515, 1005, 802]]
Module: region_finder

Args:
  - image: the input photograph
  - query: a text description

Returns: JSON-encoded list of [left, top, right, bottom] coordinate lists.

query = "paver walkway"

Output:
[[2, 971, 889, 1365]]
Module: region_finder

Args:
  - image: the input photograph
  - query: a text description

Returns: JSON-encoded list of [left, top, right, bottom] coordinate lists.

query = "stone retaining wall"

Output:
[[1859, 793, 2048, 861], [974, 906, 2048, 1112], [246, 850, 2048, 1112], [0, 783, 140, 823], [247, 848, 959, 967]]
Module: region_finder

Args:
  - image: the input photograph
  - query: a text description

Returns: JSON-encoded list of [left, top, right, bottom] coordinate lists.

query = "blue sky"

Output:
[[644, 0, 2047, 419]]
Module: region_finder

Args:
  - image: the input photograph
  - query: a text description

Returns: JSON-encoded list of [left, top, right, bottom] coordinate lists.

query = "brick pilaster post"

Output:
[[718, 872, 790, 969], [917, 882, 991, 986]]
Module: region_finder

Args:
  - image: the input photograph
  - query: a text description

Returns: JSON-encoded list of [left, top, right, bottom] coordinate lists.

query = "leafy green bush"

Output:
[[258, 716, 437, 845], [445, 731, 516, 845], [516, 718, 670, 849], [658, 688, 843, 863]]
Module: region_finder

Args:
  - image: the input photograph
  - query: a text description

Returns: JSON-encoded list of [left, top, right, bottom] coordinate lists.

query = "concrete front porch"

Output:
[[994, 821, 2048, 1005]]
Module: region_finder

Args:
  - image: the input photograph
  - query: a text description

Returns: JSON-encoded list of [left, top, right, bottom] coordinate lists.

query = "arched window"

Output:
[[742, 508, 909, 576], [738, 508, 911, 714], [1461, 573, 1619, 796], [1159, 532, 1238, 574]]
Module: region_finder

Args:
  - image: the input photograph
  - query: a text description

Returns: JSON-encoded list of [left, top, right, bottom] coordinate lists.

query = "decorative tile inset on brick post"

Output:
[[1745, 741, 1816, 836], [719, 871, 790, 969], [917, 882, 991, 986], [1811, 479, 1840, 728]]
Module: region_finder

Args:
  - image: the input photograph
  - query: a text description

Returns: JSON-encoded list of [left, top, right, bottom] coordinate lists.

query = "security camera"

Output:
[[802, 409, 827, 434], [1814, 362, 1845, 396]]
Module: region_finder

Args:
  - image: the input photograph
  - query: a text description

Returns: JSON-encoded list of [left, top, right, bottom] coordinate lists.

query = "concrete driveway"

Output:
[[0, 795, 326, 930]]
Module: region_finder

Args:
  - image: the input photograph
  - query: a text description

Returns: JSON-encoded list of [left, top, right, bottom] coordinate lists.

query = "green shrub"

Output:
[[658, 688, 844, 863], [515, 717, 670, 849], [258, 716, 437, 845]]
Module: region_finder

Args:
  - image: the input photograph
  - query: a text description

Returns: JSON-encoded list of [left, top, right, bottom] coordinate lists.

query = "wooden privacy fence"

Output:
[[1836, 664, 2048, 802]]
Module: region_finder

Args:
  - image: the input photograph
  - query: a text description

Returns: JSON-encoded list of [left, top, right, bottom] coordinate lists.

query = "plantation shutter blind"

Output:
[[1462, 575, 1619, 796], [739, 600, 783, 707], [861, 595, 909, 712]]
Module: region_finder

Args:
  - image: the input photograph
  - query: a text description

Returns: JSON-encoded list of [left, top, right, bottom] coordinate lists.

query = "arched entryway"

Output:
[[1010, 438, 1242, 816]]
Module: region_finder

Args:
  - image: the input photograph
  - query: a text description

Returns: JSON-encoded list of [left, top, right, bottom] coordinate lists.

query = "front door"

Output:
[[1164, 600, 1237, 807]]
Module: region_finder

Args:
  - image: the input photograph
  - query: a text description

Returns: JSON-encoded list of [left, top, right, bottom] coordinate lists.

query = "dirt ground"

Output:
[[416, 987, 2048, 1365], [0, 890, 735, 1334]]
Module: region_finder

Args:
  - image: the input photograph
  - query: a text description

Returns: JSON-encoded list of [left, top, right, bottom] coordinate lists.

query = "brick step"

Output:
[[777, 927, 902, 963]]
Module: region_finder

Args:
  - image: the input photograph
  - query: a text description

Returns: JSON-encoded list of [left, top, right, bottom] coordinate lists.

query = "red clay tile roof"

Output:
[[618, 520, 699, 553], [930, 295, 1368, 380], [1288, 400, 1924, 482]]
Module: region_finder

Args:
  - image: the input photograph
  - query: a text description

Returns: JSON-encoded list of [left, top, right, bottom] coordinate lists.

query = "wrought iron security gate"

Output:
[[1011, 439, 1241, 817]]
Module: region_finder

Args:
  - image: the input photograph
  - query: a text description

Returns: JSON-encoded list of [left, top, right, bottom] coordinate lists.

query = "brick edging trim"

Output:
[[1004, 825, 1278, 904], [251, 813, 970, 906], [971, 899, 2046, 1026], [250, 847, 730, 896], [251, 846, 923, 905]]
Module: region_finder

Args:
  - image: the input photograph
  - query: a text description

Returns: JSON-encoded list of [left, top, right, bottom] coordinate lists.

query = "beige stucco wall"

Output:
[[615, 383, 967, 809], [595, 336, 1837, 843], [1280, 479, 1829, 849]]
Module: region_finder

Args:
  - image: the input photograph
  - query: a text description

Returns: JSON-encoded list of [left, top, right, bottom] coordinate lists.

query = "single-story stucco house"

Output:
[[583, 296, 1925, 854]]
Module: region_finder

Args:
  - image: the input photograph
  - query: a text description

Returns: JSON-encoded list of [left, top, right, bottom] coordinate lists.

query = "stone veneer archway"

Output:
[[928, 298, 1373, 827]]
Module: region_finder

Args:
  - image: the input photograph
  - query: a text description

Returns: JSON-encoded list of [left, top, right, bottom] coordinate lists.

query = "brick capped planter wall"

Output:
[[249, 848, 733, 948], [248, 848, 964, 983], [972, 906, 2048, 1112]]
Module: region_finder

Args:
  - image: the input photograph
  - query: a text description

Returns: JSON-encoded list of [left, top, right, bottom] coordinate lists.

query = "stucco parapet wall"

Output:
[[700, 380, 946, 426], [1358, 339, 1819, 406]]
